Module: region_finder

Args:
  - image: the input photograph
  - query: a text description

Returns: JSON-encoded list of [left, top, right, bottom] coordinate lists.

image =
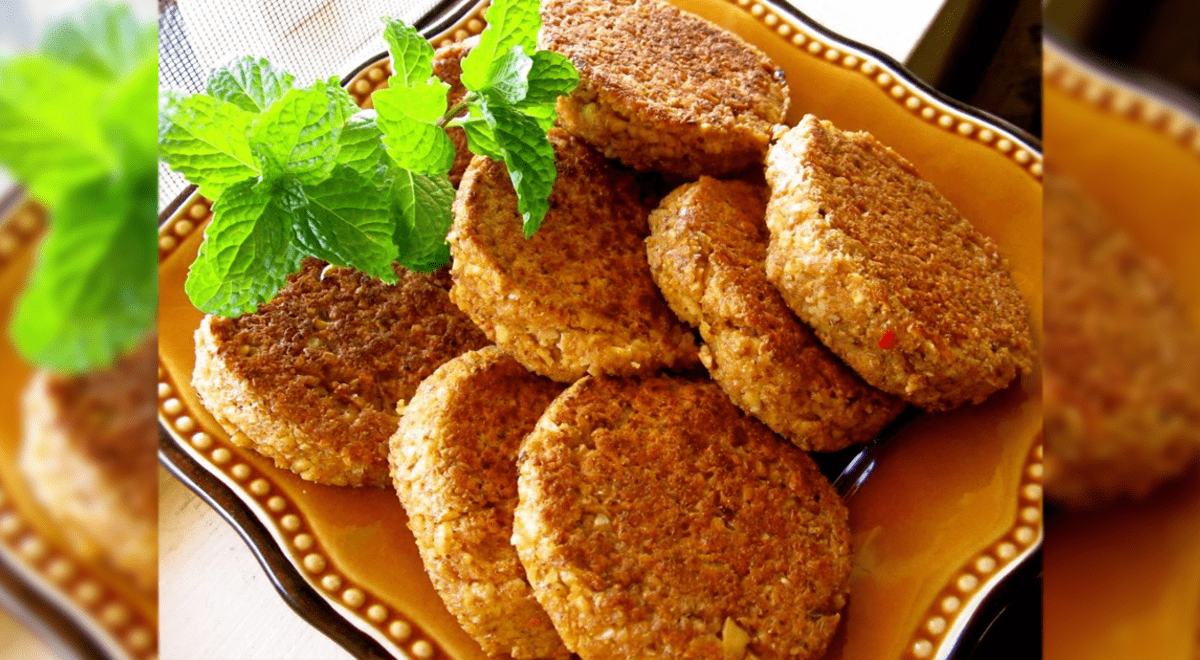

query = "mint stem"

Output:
[[437, 92, 477, 128]]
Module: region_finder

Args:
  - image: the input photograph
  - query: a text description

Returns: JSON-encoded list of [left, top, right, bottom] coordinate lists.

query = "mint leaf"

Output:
[[381, 17, 435, 87], [104, 53, 158, 167], [11, 174, 156, 372], [159, 92, 260, 199], [41, 2, 155, 81], [185, 177, 305, 317], [482, 46, 533, 104], [373, 80, 455, 175], [521, 51, 579, 106], [392, 170, 454, 272], [335, 111, 386, 176], [293, 166, 398, 281], [249, 80, 352, 185], [453, 105, 504, 160], [478, 101, 556, 237], [325, 76, 361, 118], [460, 0, 541, 91], [206, 56, 297, 114], [0, 56, 115, 207]]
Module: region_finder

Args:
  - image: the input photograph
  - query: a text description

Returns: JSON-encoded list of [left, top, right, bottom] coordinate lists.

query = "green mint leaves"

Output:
[[160, 0, 577, 319], [161, 59, 403, 316], [377, 0, 578, 236], [0, 2, 157, 372]]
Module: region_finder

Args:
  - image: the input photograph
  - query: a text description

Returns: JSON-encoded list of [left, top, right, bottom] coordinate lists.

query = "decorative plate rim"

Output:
[[0, 190, 159, 660], [158, 1, 1045, 658], [1044, 30, 1200, 155]]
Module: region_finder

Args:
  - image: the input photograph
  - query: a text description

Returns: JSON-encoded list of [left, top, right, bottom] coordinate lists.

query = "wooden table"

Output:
[[158, 1, 950, 657]]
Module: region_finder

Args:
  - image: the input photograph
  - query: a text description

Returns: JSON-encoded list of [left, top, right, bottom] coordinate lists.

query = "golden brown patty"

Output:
[[448, 129, 698, 382], [390, 347, 569, 658], [193, 259, 490, 488], [1043, 171, 1200, 508], [764, 116, 1034, 410], [20, 338, 158, 592], [539, 0, 789, 177], [514, 375, 850, 659], [647, 177, 905, 451], [432, 40, 473, 188]]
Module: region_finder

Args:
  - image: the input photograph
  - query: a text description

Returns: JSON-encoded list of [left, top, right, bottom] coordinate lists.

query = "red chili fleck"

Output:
[[879, 330, 897, 350]]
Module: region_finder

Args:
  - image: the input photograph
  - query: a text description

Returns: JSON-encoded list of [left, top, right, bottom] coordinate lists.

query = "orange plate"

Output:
[[158, 1, 1044, 658], [0, 194, 158, 660], [1043, 37, 1200, 660]]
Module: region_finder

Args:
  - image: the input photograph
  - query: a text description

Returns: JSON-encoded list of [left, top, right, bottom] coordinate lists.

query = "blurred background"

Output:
[[1042, 1, 1200, 660], [0, 0, 158, 657]]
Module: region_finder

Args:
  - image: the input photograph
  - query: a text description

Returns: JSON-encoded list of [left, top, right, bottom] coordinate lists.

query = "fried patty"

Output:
[[540, 0, 789, 177], [763, 116, 1034, 410], [432, 40, 473, 188], [1043, 171, 1200, 508], [647, 177, 905, 451], [390, 347, 569, 658], [448, 129, 698, 382], [514, 375, 850, 659], [20, 338, 158, 592], [193, 259, 490, 488]]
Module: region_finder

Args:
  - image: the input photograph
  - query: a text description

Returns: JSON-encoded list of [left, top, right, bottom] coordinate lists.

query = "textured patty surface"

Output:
[[647, 177, 905, 451], [432, 40, 473, 188], [540, 0, 788, 177], [390, 347, 569, 658], [1043, 171, 1200, 508], [764, 115, 1034, 410], [448, 129, 698, 382], [514, 375, 850, 659], [193, 259, 489, 488], [20, 338, 158, 592]]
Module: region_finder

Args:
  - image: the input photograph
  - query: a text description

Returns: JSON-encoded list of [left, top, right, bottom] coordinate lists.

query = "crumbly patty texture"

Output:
[[540, 0, 788, 177], [763, 116, 1034, 410], [448, 129, 698, 382], [1043, 171, 1200, 508], [20, 338, 158, 592], [432, 40, 473, 188], [193, 259, 490, 488], [390, 347, 569, 658], [514, 375, 850, 659], [647, 177, 905, 451]]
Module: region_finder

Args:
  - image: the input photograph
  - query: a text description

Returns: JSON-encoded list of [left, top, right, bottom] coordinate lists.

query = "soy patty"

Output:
[[448, 129, 698, 382], [647, 177, 905, 451], [514, 375, 850, 659], [540, 0, 789, 177], [431, 39, 473, 188], [764, 115, 1034, 410], [193, 259, 489, 488], [1043, 171, 1200, 508], [390, 347, 569, 658], [21, 338, 158, 592]]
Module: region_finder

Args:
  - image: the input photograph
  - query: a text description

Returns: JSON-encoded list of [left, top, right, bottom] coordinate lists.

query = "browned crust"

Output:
[[514, 375, 850, 659], [432, 40, 473, 188], [763, 116, 1034, 410], [540, 0, 789, 177], [647, 177, 905, 451], [19, 338, 158, 592], [192, 259, 490, 488], [390, 347, 569, 658], [447, 129, 699, 382], [1043, 171, 1200, 508]]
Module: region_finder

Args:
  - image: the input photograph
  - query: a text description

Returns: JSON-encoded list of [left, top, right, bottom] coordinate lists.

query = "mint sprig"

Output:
[[0, 2, 157, 372], [159, 0, 578, 319], [377, 0, 578, 236]]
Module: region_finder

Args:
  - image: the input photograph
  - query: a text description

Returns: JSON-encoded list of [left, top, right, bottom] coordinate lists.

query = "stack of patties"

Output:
[[387, 0, 1034, 658]]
